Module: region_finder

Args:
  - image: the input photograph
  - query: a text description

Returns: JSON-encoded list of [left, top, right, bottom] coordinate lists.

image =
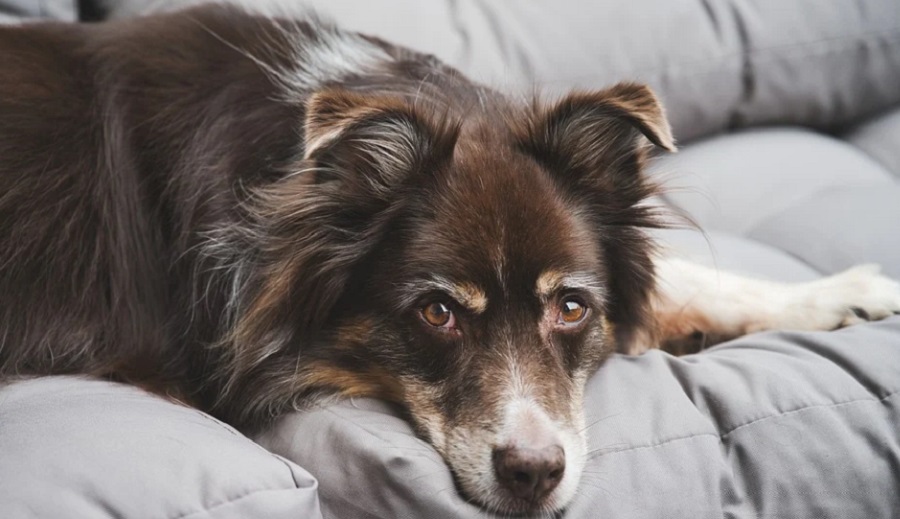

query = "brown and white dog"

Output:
[[1, 5, 898, 515]]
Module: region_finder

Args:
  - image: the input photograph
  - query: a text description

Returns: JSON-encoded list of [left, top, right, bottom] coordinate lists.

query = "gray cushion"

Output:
[[650, 228, 822, 283], [258, 317, 900, 518], [749, 184, 900, 279], [0, 0, 76, 21], [99, 0, 900, 143], [652, 127, 895, 235], [844, 106, 900, 179], [648, 127, 900, 276], [0, 377, 323, 519], [734, 0, 900, 131]]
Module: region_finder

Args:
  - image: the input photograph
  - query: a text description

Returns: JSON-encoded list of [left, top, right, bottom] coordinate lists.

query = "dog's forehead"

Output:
[[405, 139, 601, 292]]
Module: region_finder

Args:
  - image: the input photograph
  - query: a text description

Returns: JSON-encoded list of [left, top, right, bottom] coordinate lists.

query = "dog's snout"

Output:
[[492, 444, 566, 502]]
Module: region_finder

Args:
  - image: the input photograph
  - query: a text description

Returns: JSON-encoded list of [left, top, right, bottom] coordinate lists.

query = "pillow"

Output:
[[95, 0, 900, 141], [258, 317, 900, 518], [0, 0, 76, 21], [0, 376, 322, 519]]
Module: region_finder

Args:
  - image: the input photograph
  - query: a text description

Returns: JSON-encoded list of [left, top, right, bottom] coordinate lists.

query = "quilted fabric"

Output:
[[99, 0, 900, 142], [258, 317, 900, 519], [0, 377, 323, 519], [0, 0, 75, 22], [650, 127, 900, 279]]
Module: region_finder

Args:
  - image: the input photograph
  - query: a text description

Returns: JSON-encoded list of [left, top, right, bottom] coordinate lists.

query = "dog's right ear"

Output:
[[518, 82, 675, 195], [221, 91, 458, 399], [302, 90, 458, 193], [517, 83, 675, 349]]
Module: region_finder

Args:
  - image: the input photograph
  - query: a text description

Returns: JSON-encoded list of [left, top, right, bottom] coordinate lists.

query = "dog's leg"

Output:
[[640, 257, 900, 355]]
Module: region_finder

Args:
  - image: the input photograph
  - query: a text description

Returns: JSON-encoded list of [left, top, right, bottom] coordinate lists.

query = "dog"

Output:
[[2, 5, 899, 515]]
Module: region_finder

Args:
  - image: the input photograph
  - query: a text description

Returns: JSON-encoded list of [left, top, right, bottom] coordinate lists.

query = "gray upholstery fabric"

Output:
[[258, 317, 900, 519], [647, 127, 900, 278], [0, 0, 76, 21], [844, 106, 900, 178], [748, 185, 900, 279], [649, 228, 822, 283], [0, 377, 324, 519], [734, 0, 900, 131], [651, 128, 895, 236], [101, 0, 900, 143]]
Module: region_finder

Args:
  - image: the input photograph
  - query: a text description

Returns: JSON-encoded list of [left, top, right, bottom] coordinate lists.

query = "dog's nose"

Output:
[[492, 444, 565, 501]]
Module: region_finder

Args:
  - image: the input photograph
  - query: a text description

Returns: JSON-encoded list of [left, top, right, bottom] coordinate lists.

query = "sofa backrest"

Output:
[[99, 0, 900, 143], [0, 0, 76, 23]]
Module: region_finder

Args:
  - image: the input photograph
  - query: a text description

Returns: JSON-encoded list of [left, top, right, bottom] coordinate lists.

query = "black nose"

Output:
[[492, 445, 566, 502]]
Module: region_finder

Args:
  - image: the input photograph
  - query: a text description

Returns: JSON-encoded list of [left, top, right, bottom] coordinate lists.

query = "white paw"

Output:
[[788, 264, 900, 331]]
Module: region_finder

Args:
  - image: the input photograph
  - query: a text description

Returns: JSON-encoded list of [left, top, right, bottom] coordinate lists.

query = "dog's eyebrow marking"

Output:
[[536, 270, 565, 297], [535, 270, 605, 300], [453, 281, 489, 313], [409, 277, 489, 313]]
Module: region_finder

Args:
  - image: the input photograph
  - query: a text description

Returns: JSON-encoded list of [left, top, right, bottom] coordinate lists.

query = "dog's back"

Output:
[[0, 20, 161, 380], [0, 7, 343, 392]]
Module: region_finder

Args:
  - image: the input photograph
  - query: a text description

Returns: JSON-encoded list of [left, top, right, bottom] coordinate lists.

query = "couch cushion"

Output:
[[651, 128, 895, 233], [651, 228, 822, 282], [844, 105, 900, 178], [734, 0, 900, 131], [98, 0, 900, 143], [649, 127, 900, 276], [258, 317, 900, 518], [0, 376, 322, 519], [0, 0, 76, 22], [748, 184, 900, 278]]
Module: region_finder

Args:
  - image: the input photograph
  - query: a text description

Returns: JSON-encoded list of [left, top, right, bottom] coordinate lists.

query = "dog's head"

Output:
[[224, 82, 673, 515]]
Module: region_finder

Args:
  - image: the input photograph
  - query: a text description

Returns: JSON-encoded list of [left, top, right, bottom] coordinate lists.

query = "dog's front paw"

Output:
[[795, 264, 900, 331]]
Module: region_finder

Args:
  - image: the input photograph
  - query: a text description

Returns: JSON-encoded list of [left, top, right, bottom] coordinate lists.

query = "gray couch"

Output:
[[2, 1, 899, 518]]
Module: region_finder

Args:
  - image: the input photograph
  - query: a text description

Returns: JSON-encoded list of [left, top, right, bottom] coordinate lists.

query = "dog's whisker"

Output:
[[577, 412, 622, 434], [585, 442, 630, 458]]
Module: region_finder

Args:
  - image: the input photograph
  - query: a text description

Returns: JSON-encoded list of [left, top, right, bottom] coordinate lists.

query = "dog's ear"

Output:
[[302, 90, 458, 185], [223, 91, 458, 388], [519, 82, 675, 347], [520, 82, 674, 196]]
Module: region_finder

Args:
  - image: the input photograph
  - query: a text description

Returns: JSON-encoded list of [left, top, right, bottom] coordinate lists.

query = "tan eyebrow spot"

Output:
[[452, 282, 488, 313], [535, 270, 564, 297], [535, 270, 607, 301]]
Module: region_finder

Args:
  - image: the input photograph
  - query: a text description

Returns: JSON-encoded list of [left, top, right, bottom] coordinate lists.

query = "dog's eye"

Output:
[[558, 298, 588, 325], [420, 302, 455, 329]]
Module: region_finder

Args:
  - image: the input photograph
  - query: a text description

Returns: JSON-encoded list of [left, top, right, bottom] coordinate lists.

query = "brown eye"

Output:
[[558, 298, 588, 325], [421, 302, 455, 329]]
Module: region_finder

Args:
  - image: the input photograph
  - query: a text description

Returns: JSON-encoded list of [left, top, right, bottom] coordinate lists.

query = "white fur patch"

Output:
[[440, 351, 588, 514], [280, 28, 389, 93], [649, 257, 900, 349], [165, 1, 389, 101]]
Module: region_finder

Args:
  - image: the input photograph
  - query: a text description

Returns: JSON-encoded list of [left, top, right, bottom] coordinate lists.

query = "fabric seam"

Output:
[[721, 389, 899, 437], [171, 487, 313, 519], [592, 389, 900, 459]]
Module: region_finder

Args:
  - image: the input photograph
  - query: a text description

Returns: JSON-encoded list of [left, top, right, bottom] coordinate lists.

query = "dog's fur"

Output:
[[2, 5, 899, 515]]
